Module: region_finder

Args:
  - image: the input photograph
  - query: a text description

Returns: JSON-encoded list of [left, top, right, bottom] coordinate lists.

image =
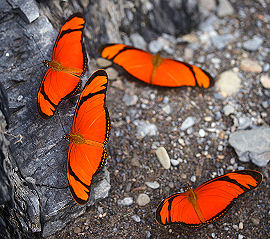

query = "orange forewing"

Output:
[[67, 69, 110, 205], [99, 43, 214, 88], [37, 13, 88, 119], [155, 170, 262, 227]]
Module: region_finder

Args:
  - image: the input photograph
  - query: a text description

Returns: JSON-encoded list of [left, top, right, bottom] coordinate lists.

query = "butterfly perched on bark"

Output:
[[37, 13, 88, 119], [155, 170, 262, 227], [65, 69, 110, 205], [99, 43, 214, 88]]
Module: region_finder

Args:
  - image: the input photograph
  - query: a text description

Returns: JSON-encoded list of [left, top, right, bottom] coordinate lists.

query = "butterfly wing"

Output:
[[99, 43, 213, 87], [67, 70, 110, 205], [193, 170, 262, 226], [37, 13, 87, 119], [99, 44, 154, 84], [153, 58, 214, 88], [155, 170, 262, 227]]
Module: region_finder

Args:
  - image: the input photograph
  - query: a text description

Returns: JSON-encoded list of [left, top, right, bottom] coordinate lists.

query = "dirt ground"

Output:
[[49, 1, 269, 238]]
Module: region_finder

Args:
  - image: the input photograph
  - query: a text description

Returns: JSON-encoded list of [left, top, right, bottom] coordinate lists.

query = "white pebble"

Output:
[[145, 181, 160, 189], [118, 197, 133, 206], [156, 147, 171, 169], [170, 159, 180, 166], [137, 193, 150, 206], [199, 129, 206, 137], [131, 214, 141, 223], [191, 175, 196, 182], [239, 222, 243, 230], [180, 116, 196, 130]]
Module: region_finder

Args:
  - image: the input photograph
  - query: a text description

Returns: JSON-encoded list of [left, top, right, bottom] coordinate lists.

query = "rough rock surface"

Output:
[[0, 0, 200, 238]]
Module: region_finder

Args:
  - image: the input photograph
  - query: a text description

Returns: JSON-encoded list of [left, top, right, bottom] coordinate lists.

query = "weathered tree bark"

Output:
[[0, 0, 200, 237]]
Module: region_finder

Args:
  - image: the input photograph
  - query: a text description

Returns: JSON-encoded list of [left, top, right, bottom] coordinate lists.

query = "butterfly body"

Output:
[[155, 170, 262, 227]]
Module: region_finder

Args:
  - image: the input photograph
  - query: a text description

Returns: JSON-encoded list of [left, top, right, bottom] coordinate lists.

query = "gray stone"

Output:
[[96, 58, 112, 68], [145, 181, 160, 189], [136, 193, 150, 206], [162, 105, 171, 114], [217, 0, 234, 17], [199, 129, 206, 137], [131, 214, 141, 223], [134, 120, 158, 138], [123, 93, 138, 106], [118, 197, 134, 206], [170, 158, 180, 166], [238, 117, 252, 130], [216, 70, 241, 97], [229, 127, 270, 167], [180, 116, 196, 130], [8, 0, 39, 23], [190, 175, 196, 182], [223, 104, 235, 116], [106, 67, 119, 80], [211, 34, 234, 50], [149, 39, 163, 53], [243, 36, 263, 51], [130, 33, 147, 50]]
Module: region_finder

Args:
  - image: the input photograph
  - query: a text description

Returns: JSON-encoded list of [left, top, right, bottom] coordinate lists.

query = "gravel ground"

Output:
[[49, 1, 269, 238]]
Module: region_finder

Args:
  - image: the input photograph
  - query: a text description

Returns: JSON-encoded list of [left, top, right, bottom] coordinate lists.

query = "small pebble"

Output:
[[180, 116, 196, 130], [216, 70, 241, 97], [162, 105, 171, 114], [123, 93, 138, 106], [251, 217, 260, 225], [260, 74, 270, 88], [233, 224, 238, 230], [106, 67, 119, 80], [111, 79, 124, 90], [240, 58, 262, 73], [204, 116, 212, 122], [131, 214, 141, 223], [243, 36, 263, 51], [238, 234, 244, 239], [239, 222, 243, 230], [199, 129, 206, 137], [149, 39, 163, 53], [131, 157, 141, 167], [137, 193, 150, 206], [118, 197, 133, 206], [223, 104, 235, 116], [191, 175, 196, 183], [96, 57, 112, 68], [130, 33, 147, 50], [217, 0, 234, 17], [135, 120, 158, 138], [145, 181, 160, 189], [156, 147, 171, 169], [211, 232, 215, 238], [170, 159, 180, 166], [74, 227, 81, 234]]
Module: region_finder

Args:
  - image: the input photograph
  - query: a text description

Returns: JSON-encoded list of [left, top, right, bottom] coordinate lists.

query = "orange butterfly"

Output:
[[99, 43, 214, 88], [37, 13, 88, 119], [155, 170, 262, 227], [65, 69, 110, 205]]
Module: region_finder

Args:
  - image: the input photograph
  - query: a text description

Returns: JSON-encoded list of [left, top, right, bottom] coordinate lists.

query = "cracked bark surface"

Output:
[[0, 0, 199, 237]]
